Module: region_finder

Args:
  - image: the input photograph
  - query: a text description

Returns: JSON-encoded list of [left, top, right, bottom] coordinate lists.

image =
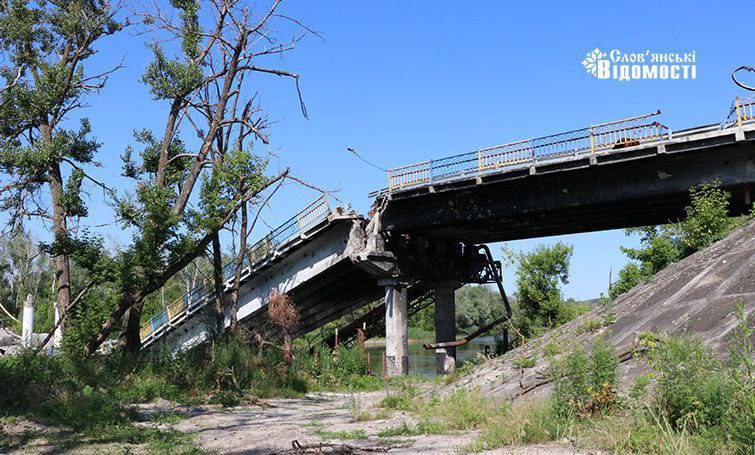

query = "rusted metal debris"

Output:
[[271, 440, 393, 454]]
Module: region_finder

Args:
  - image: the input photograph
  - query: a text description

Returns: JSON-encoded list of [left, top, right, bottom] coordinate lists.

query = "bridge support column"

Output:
[[380, 279, 408, 376], [434, 283, 457, 375]]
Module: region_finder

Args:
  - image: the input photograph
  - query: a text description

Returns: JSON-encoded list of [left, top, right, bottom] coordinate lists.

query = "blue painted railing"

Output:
[[140, 195, 331, 343]]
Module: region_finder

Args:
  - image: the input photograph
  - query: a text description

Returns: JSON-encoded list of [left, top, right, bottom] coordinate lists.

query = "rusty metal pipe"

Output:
[[423, 313, 511, 350]]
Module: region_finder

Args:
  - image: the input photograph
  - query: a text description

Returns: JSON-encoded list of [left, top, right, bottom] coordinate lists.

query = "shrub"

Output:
[[651, 335, 734, 433], [680, 181, 736, 252], [723, 304, 755, 452], [468, 400, 570, 451], [551, 337, 618, 419]]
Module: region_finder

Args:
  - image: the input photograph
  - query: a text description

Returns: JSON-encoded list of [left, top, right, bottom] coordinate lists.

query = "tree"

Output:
[[680, 181, 737, 253], [268, 289, 298, 364], [0, 229, 54, 332], [0, 0, 121, 336], [83, 0, 309, 354], [512, 242, 573, 337], [609, 181, 743, 299], [455, 285, 504, 335]]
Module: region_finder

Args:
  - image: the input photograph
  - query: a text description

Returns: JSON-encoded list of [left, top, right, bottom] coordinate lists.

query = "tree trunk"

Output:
[[228, 199, 248, 335], [47, 158, 72, 336], [119, 297, 144, 352], [82, 171, 287, 356], [283, 329, 292, 365], [211, 233, 225, 335]]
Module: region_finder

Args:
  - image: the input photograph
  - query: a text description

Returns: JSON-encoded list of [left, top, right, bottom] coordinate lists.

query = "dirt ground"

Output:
[[0, 392, 603, 454], [147, 391, 601, 454]]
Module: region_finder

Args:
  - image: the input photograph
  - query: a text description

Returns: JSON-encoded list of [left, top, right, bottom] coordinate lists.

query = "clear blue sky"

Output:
[[54, 0, 755, 300]]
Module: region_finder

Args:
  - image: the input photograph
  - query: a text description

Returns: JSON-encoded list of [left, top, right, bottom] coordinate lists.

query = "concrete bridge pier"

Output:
[[434, 282, 458, 375], [380, 278, 408, 376]]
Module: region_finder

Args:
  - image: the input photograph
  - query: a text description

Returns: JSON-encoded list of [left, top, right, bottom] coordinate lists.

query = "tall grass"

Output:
[[0, 329, 379, 450]]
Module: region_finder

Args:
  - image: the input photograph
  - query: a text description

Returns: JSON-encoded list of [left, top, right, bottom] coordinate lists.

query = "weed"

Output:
[[543, 340, 560, 357], [466, 400, 572, 451], [377, 422, 421, 437], [551, 336, 618, 419], [576, 318, 603, 335], [314, 428, 368, 440], [512, 356, 536, 369]]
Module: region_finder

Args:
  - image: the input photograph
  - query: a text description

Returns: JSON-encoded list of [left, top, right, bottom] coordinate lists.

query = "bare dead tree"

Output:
[[268, 289, 299, 364], [86, 0, 314, 354]]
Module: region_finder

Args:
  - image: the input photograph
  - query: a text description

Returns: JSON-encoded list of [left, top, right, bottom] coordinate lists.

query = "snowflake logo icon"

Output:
[[582, 48, 607, 76]]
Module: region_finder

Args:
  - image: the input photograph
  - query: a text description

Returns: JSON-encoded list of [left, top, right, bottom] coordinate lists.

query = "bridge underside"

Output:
[[381, 136, 755, 243], [241, 261, 383, 339]]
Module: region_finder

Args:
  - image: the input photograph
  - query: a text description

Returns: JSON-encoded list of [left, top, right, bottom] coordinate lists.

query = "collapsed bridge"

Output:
[[142, 96, 755, 376]]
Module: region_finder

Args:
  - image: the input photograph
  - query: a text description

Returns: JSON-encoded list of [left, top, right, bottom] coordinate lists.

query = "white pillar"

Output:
[[53, 305, 62, 348], [21, 294, 34, 348], [434, 284, 457, 375], [381, 279, 408, 376]]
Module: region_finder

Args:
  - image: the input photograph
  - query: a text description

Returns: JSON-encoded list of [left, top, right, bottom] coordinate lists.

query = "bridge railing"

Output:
[[723, 95, 755, 128], [140, 195, 331, 345], [386, 111, 669, 193]]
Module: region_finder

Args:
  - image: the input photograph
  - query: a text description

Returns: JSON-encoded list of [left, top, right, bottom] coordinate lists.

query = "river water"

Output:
[[364, 335, 498, 377]]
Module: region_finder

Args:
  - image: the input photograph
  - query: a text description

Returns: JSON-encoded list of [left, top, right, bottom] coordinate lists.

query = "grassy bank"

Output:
[[374, 305, 754, 454], [0, 331, 380, 451]]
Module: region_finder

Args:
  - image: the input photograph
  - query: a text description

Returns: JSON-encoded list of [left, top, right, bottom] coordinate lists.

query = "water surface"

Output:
[[364, 335, 498, 377]]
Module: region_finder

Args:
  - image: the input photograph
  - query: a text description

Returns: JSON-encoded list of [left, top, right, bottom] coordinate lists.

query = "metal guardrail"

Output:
[[386, 111, 669, 193], [723, 95, 755, 128], [140, 195, 332, 344]]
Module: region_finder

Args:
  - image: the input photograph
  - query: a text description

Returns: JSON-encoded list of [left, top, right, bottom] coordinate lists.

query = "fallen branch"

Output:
[[34, 280, 96, 354], [271, 440, 391, 454]]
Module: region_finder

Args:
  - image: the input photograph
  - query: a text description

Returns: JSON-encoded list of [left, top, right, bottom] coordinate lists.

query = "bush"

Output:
[[651, 335, 735, 433], [723, 304, 755, 452], [468, 400, 570, 451], [680, 181, 737, 252], [551, 337, 619, 419], [610, 181, 745, 300]]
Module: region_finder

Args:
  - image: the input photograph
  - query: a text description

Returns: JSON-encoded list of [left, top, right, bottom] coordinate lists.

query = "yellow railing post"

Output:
[[736, 96, 743, 128], [477, 149, 483, 175], [589, 126, 596, 153]]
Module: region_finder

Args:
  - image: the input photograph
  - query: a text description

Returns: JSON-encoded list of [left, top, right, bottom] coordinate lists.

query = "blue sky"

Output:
[[42, 0, 755, 300]]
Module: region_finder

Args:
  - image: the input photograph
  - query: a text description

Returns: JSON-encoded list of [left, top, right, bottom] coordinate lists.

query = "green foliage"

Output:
[[543, 340, 560, 357], [725, 304, 755, 452], [650, 335, 735, 433], [410, 284, 504, 336], [142, 45, 203, 101], [0, 229, 54, 332], [315, 428, 368, 440], [510, 242, 577, 338], [680, 181, 738, 252], [551, 337, 619, 419], [575, 317, 603, 335], [381, 387, 503, 437], [454, 285, 505, 335], [512, 356, 536, 369], [610, 181, 746, 300], [467, 400, 571, 451]]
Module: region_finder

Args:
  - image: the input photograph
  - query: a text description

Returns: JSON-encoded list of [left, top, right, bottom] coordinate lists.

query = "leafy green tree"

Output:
[[512, 242, 573, 337], [84, 0, 309, 354], [610, 181, 744, 299], [0, 229, 54, 332], [455, 285, 504, 335], [409, 285, 504, 335], [0, 0, 121, 335], [680, 181, 738, 252]]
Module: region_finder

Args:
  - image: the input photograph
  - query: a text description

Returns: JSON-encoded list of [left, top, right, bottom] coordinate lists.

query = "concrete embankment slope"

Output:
[[454, 218, 755, 398]]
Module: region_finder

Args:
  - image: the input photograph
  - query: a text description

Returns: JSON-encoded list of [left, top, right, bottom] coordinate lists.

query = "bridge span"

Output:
[[143, 96, 755, 376]]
